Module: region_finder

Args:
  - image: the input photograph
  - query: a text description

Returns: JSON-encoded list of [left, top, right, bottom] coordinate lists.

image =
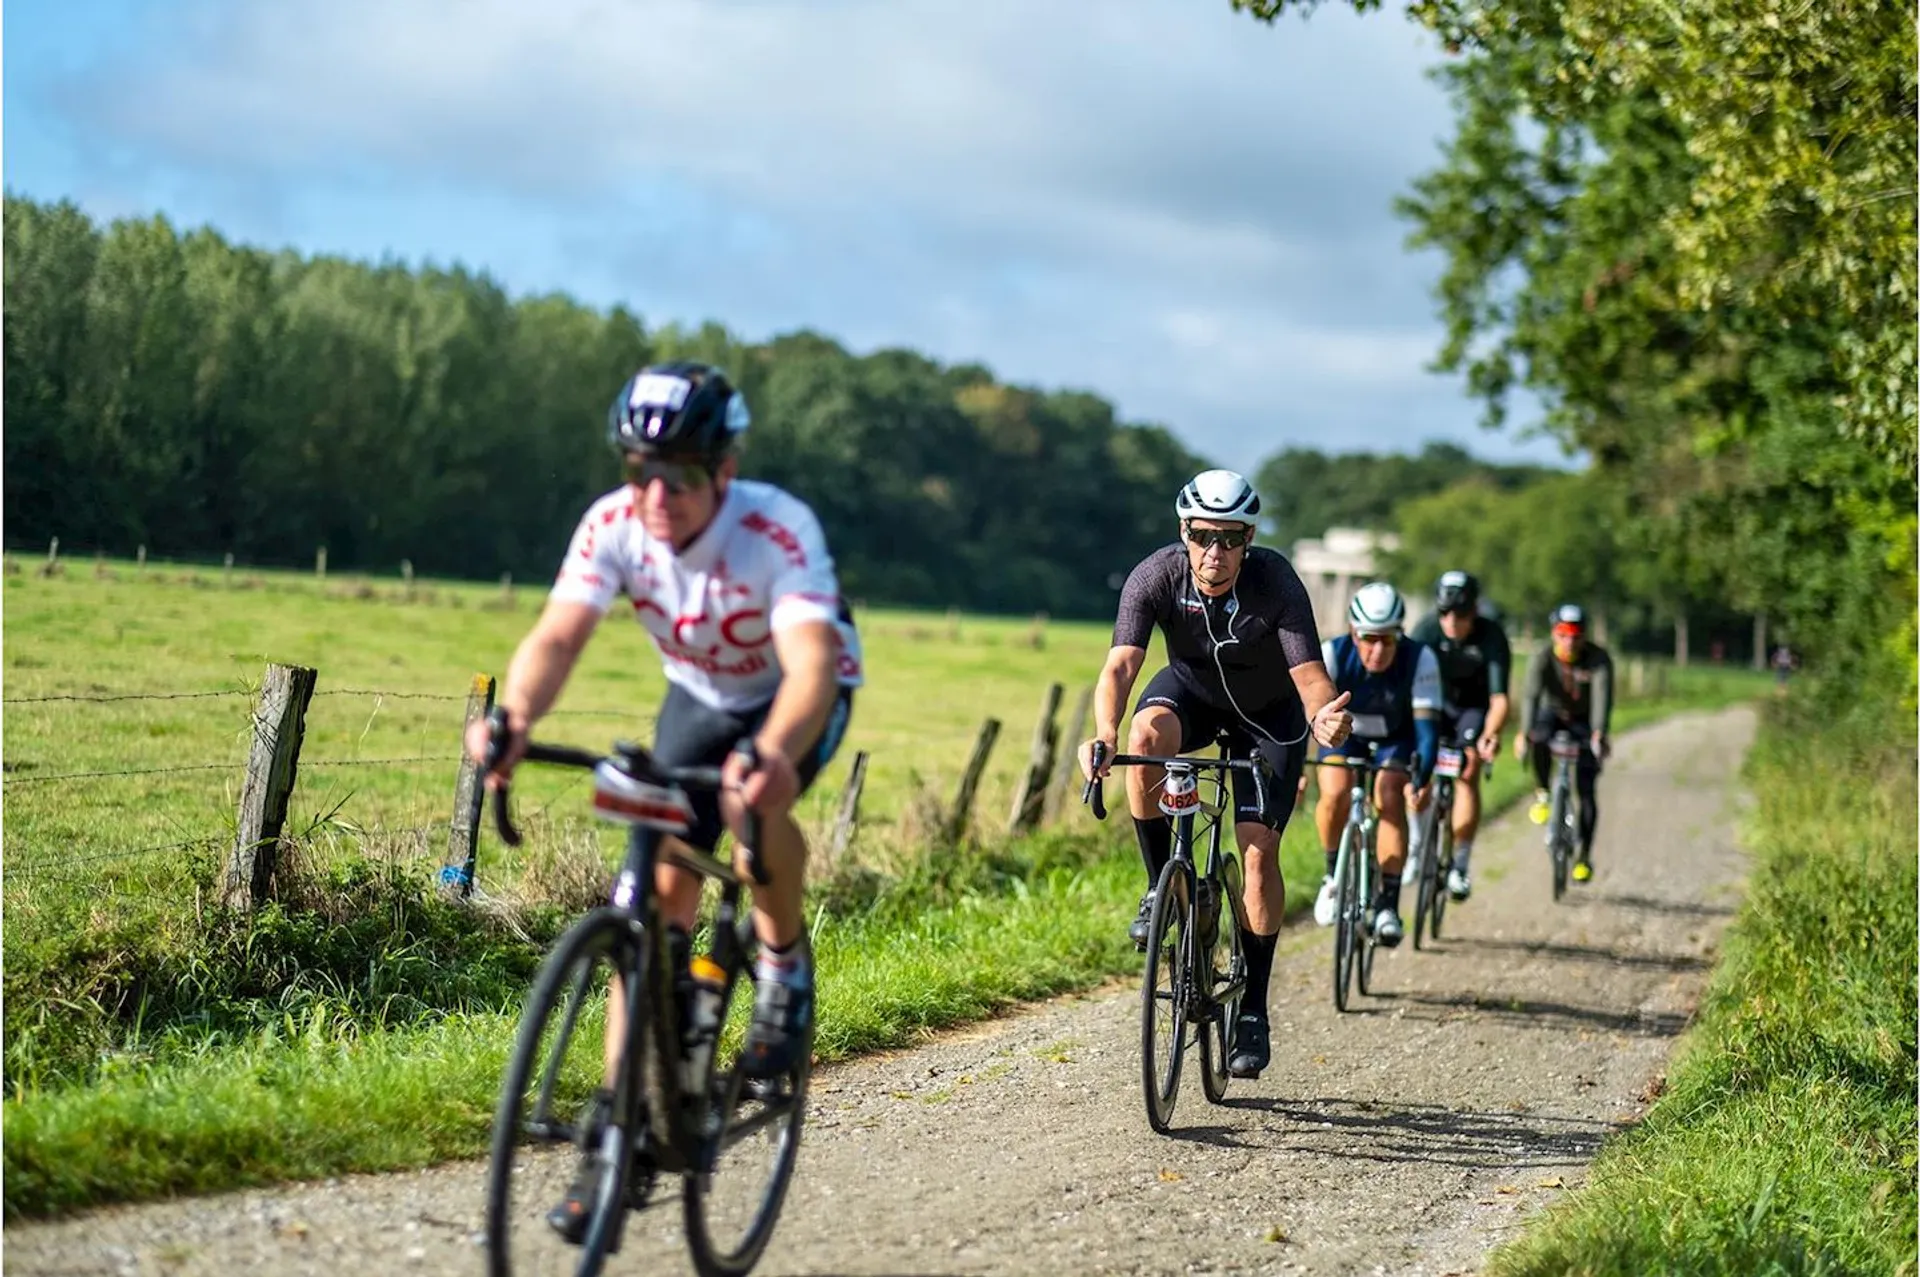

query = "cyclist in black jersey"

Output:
[[1078, 469, 1354, 1080], [1405, 570, 1511, 900]]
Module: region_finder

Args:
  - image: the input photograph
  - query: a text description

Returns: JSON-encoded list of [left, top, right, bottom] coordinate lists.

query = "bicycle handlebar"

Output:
[[1078, 741, 1271, 822], [483, 708, 769, 883]]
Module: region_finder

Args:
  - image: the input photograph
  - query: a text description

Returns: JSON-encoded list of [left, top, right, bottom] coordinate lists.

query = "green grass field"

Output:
[[1488, 681, 1918, 1277], [1, 561, 1769, 1217]]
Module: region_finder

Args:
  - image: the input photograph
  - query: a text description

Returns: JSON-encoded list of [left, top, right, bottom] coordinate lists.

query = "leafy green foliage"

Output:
[[1254, 440, 1552, 549], [2, 196, 1206, 618]]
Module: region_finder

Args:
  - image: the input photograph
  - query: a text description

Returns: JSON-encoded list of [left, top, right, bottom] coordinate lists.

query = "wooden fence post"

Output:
[[500, 571, 515, 610], [402, 559, 415, 601], [316, 546, 328, 582], [944, 718, 1001, 844], [223, 551, 234, 586], [38, 536, 60, 577], [440, 673, 497, 898], [946, 606, 961, 642], [1007, 683, 1064, 834], [136, 544, 147, 571], [222, 663, 319, 911], [1042, 684, 1095, 824], [829, 750, 870, 862]]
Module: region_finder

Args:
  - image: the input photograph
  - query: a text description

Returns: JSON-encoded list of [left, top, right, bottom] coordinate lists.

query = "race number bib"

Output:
[[1434, 746, 1466, 779], [1350, 713, 1391, 740]]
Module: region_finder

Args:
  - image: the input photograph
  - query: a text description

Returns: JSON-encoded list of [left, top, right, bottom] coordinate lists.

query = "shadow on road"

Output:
[[1590, 890, 1737, 919], [1357, 989, 1693, 1039], [1444, 934, 1712, 974], [1196, 1095, 1621, 1170]]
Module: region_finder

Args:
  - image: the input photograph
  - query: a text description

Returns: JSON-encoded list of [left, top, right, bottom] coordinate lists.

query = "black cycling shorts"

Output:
[[1133, 666, 1306, 830], [652, 682, 854, 852], [1439, 705, 1488, 745]]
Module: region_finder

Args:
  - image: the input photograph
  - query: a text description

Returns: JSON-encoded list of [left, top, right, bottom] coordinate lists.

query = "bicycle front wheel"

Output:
[[1412, 798, 1442, 951], [1141, 858, 1193, 1133], [486, 908, 646, 1277], [1549, 777, 1571, 901], [684, 947, 811, 1277], [1332, 826, 1361, 1013], [1429, 797, 1455, 941]]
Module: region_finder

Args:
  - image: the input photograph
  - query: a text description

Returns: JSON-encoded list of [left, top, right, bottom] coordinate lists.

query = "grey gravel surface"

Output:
[[6, 706, 1756, 1277]]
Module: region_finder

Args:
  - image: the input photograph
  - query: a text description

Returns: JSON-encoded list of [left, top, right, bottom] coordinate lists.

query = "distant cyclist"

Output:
[[1079, 469, 1353, 1080], [1311, 582, 1441, 946], [1406, 570, 1511, 900], [1514, 603, 1612, 882], [467, 361, 862, 1240]]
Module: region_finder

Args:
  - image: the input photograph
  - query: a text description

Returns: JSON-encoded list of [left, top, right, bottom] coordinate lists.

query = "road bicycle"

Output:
[[1082, 738, 1269, 1132], [480, 710, 807, 1277], [1543, 729, 1585, 901], [1318, 744, 1412, 1012], [1410, 736, 1490, 949]]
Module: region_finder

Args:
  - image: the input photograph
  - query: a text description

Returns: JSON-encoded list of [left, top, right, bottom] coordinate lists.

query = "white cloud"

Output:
[[19, 0, 1569, 470]]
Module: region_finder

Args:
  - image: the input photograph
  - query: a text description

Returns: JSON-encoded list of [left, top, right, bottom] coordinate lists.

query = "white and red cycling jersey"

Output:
[[551, 479, 865, 712]]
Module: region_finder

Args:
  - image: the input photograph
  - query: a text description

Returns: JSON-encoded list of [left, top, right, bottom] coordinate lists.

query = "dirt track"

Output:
[[6, 706, 1755, 1277]]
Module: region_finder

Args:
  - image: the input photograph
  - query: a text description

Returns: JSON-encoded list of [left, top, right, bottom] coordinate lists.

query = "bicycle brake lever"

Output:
[[1082, 741, 1109, 821], [483, 706, 524, 846]]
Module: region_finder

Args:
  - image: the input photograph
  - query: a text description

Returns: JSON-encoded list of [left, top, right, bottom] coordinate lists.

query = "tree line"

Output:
[[3, 194, 1213, 619], [1235, 0, 1915, 678]]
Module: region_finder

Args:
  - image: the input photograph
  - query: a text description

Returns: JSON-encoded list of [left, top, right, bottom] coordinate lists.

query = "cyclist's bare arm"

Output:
[[1084, 645, 1147, 777], [1290, 661, 1353, 747], [467, 599, 603, 780], [755, 619, 841, 773]]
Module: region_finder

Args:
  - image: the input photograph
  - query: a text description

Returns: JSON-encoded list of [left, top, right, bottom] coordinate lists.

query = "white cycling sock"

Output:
[[756, 939, 811, 989]]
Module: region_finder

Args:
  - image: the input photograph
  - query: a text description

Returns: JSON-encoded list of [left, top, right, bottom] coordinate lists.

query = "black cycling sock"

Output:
[[1323, 847, 1338, 879], [1133, 816, 1172, 889], [1376, 874, 1403, 913], [1240, 928, 1278, 1020]]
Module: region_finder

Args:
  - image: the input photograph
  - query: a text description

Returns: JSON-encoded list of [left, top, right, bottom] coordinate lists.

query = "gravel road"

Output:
[[7, 706, 1755, 1277]]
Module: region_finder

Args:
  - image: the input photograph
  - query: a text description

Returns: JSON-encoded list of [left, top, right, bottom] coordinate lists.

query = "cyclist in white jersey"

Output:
[[467, 361, 860, 1241]]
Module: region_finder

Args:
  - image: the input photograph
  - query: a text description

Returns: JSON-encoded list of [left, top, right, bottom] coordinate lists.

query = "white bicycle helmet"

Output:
[[1348, 581, 1406, 634], [1175, 470, 1262, 524]]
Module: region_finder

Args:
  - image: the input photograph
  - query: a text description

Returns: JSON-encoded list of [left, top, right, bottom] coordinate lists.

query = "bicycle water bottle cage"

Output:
[[591, 760, 695, 832], [1158, 766, 1201, 818]]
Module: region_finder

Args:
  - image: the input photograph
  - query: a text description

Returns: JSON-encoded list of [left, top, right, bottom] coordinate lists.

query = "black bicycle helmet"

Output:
[[1435, 569, 1481, 613], [607, 361, 750, 458]]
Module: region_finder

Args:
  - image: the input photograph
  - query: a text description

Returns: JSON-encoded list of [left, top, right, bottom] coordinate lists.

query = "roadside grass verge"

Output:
[[1487, 680, 1918, 1277], [1, 671, 1763, 1220]]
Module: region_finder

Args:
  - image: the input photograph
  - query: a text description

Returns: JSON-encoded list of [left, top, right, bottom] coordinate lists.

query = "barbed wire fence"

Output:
[[1, 663, 1077, 918]]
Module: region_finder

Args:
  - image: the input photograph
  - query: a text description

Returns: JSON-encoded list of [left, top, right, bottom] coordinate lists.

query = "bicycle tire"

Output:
[[1357, 833, 1378, 997], [1429, 795, 1455, 940], [1549, 772, 1571, 902], [1412, 797, 1441, 950], [683, 944, 811, 1277], [1198, 859, 1242, 1106], [1141, 857, 1192, 1132], [1332, 824, 1361, 1013], [486, 908, 644, 1277]]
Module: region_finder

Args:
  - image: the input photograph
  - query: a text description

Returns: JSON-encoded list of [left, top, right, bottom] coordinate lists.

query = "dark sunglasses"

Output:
[[1185, 526, 1251, 551], [1439, 604, 1475, 617], [622, 453, 713, 495]]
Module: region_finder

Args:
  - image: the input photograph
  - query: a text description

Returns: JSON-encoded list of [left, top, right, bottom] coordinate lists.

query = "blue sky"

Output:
[[5, 0, 1567, 475]]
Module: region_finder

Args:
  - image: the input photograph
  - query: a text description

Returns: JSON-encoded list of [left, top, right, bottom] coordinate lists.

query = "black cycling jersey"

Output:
[[1408, 612, 1512, 713], [1113, 545, 1322, 733]]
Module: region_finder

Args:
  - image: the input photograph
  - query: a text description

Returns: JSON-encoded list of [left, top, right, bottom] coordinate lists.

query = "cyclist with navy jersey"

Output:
[[1311, 582, 1441, 947], [466, 361, 861, 1241], [1406, 570, 1512, 900], [1078, 469, 1354, 1080]]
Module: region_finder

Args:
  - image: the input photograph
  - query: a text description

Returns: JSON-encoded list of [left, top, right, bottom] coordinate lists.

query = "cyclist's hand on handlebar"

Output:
[[1512, 733, 1528, 763], [1408, 780, 1433, 813], [1477, 731, 1500, 763], [1078, 736, 1117, 782], [1311, 691, 1353, 749], [1591, 732, 1611, 763], [727, 739, 798, 812], [469, 706, 529, 790]]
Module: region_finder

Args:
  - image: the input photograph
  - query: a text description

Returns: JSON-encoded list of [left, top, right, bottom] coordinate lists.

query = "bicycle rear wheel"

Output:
[[1549, 777, 1571, 901], [1331, 826, 1361, 1013], [1141, 858, 1192, 1132], [684, 944, 810, 1277], [486, 908, 648, 1277], [1198, 863, 1243, 1106]]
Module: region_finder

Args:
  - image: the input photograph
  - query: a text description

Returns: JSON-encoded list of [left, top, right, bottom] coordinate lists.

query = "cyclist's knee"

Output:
[[1236, 821, 1280, 860], [1127, 707, 1179, 755]]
